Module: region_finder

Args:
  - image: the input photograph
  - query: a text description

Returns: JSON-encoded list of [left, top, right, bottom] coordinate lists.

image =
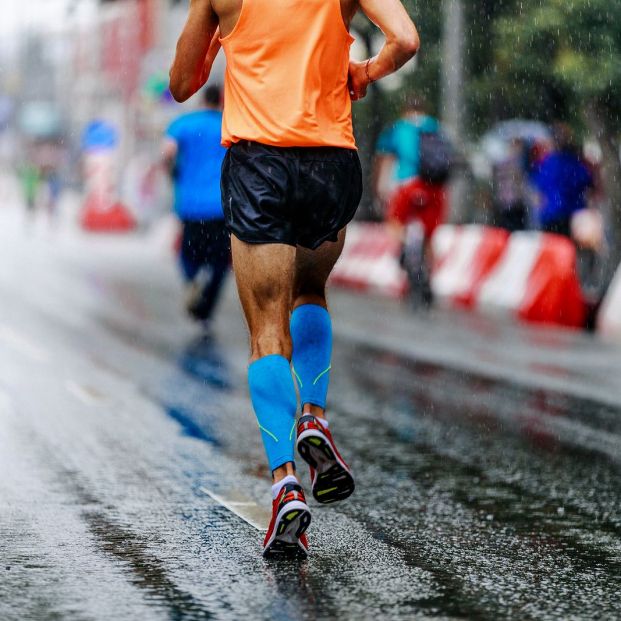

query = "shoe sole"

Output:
[[297, 430, 355, 505], [262, 500, 311, 560]]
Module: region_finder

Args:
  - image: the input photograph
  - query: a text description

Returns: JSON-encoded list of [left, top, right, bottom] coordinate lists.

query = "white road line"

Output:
[[0, 388, 13, 416], [65, 380, 107, 406], [0, 324, 50, 363], [200, 486, 269, 531]]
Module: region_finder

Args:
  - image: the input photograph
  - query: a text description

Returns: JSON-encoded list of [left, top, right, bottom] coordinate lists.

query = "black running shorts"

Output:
[[221, 140, 363, 250]]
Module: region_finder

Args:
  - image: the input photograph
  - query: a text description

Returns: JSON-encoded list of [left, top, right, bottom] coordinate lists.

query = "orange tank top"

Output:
[[220, 0, 356, 149]]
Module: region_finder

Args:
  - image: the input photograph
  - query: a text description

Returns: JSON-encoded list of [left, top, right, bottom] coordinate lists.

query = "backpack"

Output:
[[418, 131, 454, 185]]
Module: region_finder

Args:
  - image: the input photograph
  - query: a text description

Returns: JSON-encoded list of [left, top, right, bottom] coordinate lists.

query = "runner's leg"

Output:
[[192, 221, 230, 321], [231, 236, 298, 483], [291, 229, 346, 419], [179, 221, 202, 282], [291, 229, 355, 504]]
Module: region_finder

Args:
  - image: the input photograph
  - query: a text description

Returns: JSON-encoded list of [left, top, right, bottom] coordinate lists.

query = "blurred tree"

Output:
[[490, 0, 621, 268], [353, 0, 520, 168]]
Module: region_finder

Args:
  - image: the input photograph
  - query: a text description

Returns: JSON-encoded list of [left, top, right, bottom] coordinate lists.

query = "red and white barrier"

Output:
[[475, 232, 585, 327], [431, 225, 509, 308], [81, 150, 136, 233], [330, 223, 407, 298], [331, 222, 586, 329], [81, 196, 137, 232], [597, 265, 621, 340]]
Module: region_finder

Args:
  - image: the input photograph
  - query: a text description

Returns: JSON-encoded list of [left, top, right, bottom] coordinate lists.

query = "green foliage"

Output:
[[356, 1, 621, 138], [360, 0, 531, 133], [364, 0, 621, 135], [353, 0, 443, 125], [491, 0, 621, 128]]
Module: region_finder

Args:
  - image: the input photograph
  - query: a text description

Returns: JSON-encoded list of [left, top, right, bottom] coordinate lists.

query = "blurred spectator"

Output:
[[524, 138, 552, 228], [386, 178, 447, 308], [19, 159, 40, 213], [36, 139, 64, 217], [491, 138, 528, 232], [162, 85, 230, 329], [531, 123, 593, 237], [18, 137, 65, 220], [386, 177, 447, 242], [373, 95, 441, 205], [376, 96, 453, 307]]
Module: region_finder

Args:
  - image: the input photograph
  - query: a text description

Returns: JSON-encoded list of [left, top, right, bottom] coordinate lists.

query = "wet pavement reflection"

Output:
[[1, 222, 620, 620]]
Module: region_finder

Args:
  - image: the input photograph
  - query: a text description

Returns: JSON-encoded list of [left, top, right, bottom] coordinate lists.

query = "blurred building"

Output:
[[1, 1, 195, 160]]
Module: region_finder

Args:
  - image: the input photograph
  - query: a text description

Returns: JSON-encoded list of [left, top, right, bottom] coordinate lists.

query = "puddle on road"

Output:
[[331, 341, 621, 619]]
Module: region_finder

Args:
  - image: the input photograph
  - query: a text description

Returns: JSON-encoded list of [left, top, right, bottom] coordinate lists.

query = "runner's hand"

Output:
[[348, 60, 371, 101]]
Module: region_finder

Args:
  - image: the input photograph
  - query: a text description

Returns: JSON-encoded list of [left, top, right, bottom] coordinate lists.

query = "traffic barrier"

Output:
[[330, 222, 407, 298], [431, 225, 509, 308], [476, 232, 585, 328], [81, 195, 137, 232], [122, 154, 171, 225], [597, 264, 621, 340], [80, 122, 137, 233], [331, 222, 586, 328]]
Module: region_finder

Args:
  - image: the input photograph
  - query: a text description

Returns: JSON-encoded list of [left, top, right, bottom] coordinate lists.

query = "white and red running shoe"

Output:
[[263, 481, 311, 559], [296, 414, 355, 504]]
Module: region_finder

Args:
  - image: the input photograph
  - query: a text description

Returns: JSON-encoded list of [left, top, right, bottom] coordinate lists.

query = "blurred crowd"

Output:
[[488, 123, 603, 245], [372, 99, 604, 247], [3, 92, 608, 246], [0, 86, 615, 325], [369, 98, 610, 315]]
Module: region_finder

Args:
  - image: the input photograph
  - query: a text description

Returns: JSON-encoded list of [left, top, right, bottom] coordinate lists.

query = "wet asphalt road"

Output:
[[1, 209, 621, 620]]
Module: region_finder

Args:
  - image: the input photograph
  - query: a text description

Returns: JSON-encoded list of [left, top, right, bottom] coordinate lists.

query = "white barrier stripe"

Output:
[[369, 255, 394, 288], [331, 223, 407, 298], [433, 227, 484, 299], [432, 224, 460, 266], [598, 264, 621, 337], [477, 233, 543, 313]]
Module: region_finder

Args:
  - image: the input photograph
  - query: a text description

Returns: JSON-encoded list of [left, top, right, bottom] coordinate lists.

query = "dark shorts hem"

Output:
[[221, 141, 362, 251], [228, 231, 297, 247], [227, 224, 350, 251]]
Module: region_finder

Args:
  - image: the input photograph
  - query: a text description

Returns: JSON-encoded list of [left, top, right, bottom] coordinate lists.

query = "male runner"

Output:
[[163, 85, 229, 327], [170, 0, 419, 558]]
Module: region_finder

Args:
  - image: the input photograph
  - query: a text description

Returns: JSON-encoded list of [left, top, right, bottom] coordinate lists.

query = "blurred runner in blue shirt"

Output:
[[532, 123, 593, 238], [374, 96, 440, 203], [163, 85, 230, 327]]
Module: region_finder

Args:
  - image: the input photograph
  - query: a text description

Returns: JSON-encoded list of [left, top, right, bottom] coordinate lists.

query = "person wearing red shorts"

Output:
[[386, 177, 447, 240]]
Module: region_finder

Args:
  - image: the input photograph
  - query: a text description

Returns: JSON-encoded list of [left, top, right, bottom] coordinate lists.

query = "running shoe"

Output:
[[263, 481, 311, 559], [296, 414, 355, 504]]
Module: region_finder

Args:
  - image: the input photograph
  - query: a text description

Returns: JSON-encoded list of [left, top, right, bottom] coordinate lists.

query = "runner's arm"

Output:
[[373, 154, 396, 204], [169, 0, 220, 102], [161, 138, 178, 176], [349, 0, 420, 100]]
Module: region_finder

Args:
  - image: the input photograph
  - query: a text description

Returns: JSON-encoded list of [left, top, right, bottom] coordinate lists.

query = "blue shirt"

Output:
[[376, 115, 440, 182], [166, 110, 226, 221], [532, 152, 593, 226]]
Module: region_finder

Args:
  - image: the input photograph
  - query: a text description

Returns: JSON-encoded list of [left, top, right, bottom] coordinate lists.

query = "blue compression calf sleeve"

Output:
[[290, 304, 332, 410], [248, 355, 297, 472]]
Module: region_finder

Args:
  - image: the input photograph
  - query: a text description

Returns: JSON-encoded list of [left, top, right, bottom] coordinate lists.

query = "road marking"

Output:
[[65, 381, 108, 406], [0, 388, 13, 416], [0, 324, 50, 363], [200, 486, 269, 531]]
